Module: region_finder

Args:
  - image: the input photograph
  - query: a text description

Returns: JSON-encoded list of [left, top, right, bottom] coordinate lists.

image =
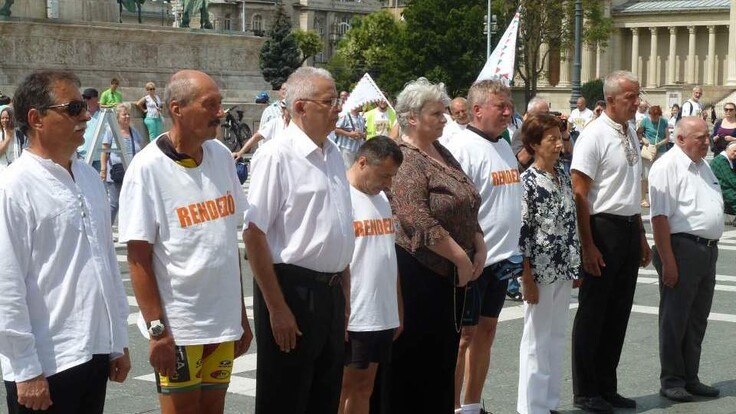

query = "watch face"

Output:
[[150, 324, 165, 337]]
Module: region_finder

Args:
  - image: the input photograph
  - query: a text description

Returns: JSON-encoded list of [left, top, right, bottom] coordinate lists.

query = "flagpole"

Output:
[[486, 0, 492, 58]]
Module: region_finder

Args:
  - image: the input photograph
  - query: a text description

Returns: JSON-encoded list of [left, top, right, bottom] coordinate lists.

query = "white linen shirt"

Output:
[[0, 152, 128, 382], [648, 145, 724, 240], [244, 123, 355, 273], [571, 112, 642, 216]]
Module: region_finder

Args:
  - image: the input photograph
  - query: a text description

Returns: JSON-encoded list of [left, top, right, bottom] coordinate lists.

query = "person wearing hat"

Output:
[[77, 88, 103, 171]]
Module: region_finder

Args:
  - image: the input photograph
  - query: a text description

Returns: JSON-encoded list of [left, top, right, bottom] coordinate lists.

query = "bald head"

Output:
[[165, 70, 217, 110], [675, 116, 709, 162], [450, 97, 469, 125], [576, 97, 586, 111], [165, 70, 223, 141]]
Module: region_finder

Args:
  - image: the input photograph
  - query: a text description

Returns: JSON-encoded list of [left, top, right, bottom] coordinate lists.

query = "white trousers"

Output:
[[517, 279, 573, 414]]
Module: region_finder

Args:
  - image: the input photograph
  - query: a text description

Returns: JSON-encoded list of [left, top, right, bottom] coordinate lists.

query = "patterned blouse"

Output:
[[519, 163, 581, 284], [386, 139, 482, 278]]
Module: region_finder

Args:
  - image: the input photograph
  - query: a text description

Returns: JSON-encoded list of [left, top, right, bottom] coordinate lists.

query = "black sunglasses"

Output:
[[42, 100, 88, 117]]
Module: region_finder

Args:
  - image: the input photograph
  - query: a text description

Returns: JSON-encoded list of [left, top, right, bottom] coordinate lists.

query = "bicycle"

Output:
[[221, 105, 252, 153]]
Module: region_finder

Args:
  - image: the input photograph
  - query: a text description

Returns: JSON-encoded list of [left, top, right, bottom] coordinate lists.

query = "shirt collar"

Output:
[[466, 124, 501, 142], [288, 122, 335, 158], [599, 111, 630, 136], [671, 144, 700, 170]]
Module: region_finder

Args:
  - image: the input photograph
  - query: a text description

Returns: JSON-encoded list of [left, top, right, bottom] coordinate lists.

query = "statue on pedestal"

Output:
[[0, 0, 14, 17], [181, 0, 212, 29]]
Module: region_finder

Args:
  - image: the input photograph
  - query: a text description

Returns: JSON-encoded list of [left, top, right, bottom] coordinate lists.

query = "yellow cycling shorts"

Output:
[[156, 341, 234, 394]]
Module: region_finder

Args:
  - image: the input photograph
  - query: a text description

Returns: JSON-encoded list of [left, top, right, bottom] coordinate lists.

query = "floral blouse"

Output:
[[519, 163, 581, 284], [386, 139, 482, 278]]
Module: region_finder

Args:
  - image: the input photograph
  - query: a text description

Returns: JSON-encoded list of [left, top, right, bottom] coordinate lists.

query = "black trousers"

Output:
[[4, 354, 110, 414], [253, 264, 345, 414], [653, 234, 718, 389], [572, 215, 641, 397], [385, 246, 462, 414]]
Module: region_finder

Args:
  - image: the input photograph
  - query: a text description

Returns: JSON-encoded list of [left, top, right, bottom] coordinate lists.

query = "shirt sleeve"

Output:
[[570, 128, 600, 180], [118, 173, 159, 244], [242, 145, 282, 234], [648, 159, 676, 218], [0, 193, 43, 381]]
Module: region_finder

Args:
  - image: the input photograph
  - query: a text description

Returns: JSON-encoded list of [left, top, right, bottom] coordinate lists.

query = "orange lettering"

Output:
[[226, 193, 235, 215], [206, 200, 220, 219], [217, 196, 227, 217], [364, 220, 372, 236], [383, 218, 394, 234], [197, 202, 210, 221], [177, 207, 192, 228], [188, 204, 201, 224], [354, 221, 364, 237]]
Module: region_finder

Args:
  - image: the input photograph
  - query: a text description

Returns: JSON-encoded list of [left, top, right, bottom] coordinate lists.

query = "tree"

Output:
[[259, 3, 301, 89], [581, 79, 604, 106], [293, 30, 324, 66]]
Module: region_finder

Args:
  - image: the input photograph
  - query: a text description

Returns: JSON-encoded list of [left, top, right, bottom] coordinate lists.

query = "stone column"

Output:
[[706, 25, 716, 85], [559, 48, 571, 87], [668, 26, 677, 85], [687, 25, 697, 84], [538, 43, 550, 87], [596, 41, 603, 79], [648, 27, 658, 88], [728, 0, 736, 85], [631, 28, 640, 77], [582, 43, 593, 83]]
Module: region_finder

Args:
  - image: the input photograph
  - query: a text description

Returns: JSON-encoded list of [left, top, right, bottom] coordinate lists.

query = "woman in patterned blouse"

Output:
[[517, 113, 582, 414], [384, 78, 486, 413]]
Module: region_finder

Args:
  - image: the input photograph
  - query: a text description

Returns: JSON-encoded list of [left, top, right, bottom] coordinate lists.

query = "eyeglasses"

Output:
[[42, 100, 88, 117], [147, 88, 155, 91], [302, 98, 343, 108], [725, 108, 735, 112]]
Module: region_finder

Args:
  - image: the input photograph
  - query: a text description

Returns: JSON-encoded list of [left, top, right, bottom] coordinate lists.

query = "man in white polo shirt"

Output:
[[570, 70, 652, 413], [243, 67, 355, 414], [649, 117, 723, 403], [446, 79, 521, 414], [569, 97, 594, 132], [120, 70, 252, 414]]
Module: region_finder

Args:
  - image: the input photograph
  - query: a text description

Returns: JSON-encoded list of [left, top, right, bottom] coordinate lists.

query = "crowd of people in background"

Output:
[[0, 66, 733, 414]]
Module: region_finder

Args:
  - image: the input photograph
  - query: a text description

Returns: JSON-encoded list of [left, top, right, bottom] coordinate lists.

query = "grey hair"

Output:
[[603, 70, 639, 98], [284, 67, 335, 114], [115, 102, 132, 116], [164, 75, 197, 109], [395, 77, 450, 130], [467, 79, 510, 109], [526, 96, 549, 113], [673, 116, 702, 144]]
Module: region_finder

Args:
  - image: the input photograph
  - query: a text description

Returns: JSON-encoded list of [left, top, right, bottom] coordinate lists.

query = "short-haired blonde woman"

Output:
[[136, 81, 163, 141], [386, 78, 485, 413], [517, 113, 581, 414]]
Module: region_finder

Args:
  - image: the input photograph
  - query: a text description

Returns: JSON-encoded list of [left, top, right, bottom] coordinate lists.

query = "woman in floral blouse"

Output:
[[517, 113, 581, 414], [385, 78, 485, 413]]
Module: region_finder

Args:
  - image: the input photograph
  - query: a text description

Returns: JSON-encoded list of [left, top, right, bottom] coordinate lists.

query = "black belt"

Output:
[[593, 212, 639, 223], [672, 233, 719, 247], [274, 263, 343, 287]]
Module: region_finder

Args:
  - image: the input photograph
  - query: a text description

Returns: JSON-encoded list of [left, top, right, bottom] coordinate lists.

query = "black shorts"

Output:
[[344, 329, 395, 369], [462, 265, 509, 325]]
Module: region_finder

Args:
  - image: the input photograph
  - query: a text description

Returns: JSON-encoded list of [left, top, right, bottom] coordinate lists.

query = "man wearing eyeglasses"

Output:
[[243, 66, 355, 414], [119, 70, 252, 414], [0, 70, 131, 413], [570, 70, 652, 413]]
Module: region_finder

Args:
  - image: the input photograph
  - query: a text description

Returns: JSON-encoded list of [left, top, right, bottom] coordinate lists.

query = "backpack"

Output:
[[675, 101, 693, 123], [255, 91, 270, 104]]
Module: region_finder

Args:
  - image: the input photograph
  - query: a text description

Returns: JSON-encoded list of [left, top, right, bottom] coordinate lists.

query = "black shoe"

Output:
[[685, 382, 720, 397], [659, 387, 694, 402], [573, 396, 613, 413], [601, 392, 637, 408], [506, 291, 522, 301]]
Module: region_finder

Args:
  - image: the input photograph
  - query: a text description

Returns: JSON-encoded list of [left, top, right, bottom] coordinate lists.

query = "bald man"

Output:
[[120, 70, 253, 414], [438, 97, 470, 146]]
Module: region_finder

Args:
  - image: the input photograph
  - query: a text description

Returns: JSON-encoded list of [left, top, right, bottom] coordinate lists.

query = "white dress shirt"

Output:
[[244, 123, 355, 273], [0, 152, 128, 382], [649, 145, 724, 240]]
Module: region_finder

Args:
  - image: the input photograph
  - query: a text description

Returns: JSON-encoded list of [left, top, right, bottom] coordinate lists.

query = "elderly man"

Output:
[[570, 70, 652, 413], [0, 70, 130, 413], [445, 80, 519, 414], [119, 70, 252, 414], [681, 86, 704, 120], [570, 96, 594, 132], [650, 117, 724, 403], [244, 67, 354, 414], [711, 141, 736, 217], [511, 97, 573, 172]]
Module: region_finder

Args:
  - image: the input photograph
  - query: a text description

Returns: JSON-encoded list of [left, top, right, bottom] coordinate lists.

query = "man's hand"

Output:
[[640, 233, 652, 267], [149, 333, 176, 378], [16, 375, 52, 411], [270, 306, 302, 352], [661, 262, 679, 288], [109, 348, 131, 383], [234, 315, 254, 358], [521, 278, 539, 304], [581, 243, 606, 276], [573, 278, 583, 289]]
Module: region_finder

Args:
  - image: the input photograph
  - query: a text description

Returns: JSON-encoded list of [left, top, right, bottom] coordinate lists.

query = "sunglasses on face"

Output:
[[725, 108, 735, 112], [42, 100, 88, 117]]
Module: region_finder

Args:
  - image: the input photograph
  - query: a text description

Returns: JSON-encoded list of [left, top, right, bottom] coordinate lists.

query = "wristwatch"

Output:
[[147, 320, 165, 338]]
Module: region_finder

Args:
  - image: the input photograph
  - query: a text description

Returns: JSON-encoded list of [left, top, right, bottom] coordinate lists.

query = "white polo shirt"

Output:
[[244, 123, 355, 273], [445, 127, 522, 266], [648, 145, 724, 240], [571, 113, 642, 216], [570, 107, 594, 131], [0, 153, 129, 382]]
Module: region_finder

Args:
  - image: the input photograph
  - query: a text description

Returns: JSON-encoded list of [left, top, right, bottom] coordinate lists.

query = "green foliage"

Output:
[[581, 78, 604, 106], [259, 3, 301, 89], [324, 53, 357, 93], [293, 29, 324, 65], [120, 0, 145, 13]]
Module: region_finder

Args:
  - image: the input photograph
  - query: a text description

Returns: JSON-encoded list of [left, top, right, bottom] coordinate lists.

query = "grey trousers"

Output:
[[653, 234, 718, 389]]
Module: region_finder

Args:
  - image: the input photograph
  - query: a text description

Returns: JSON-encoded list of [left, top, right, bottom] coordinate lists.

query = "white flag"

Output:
[[341, 73, 392, 115], [476, 10, 521, 85]]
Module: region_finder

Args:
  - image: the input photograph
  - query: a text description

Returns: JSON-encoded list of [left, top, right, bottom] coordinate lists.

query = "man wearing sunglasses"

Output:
[[77, 88, 103, 171], [119, 70, 252, 414], [0, 70, 131, 413], [244, 66, 354, 414]]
